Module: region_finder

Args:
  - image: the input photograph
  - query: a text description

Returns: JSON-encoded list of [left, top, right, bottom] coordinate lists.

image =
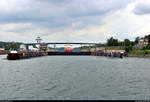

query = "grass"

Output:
[[128, 50, 150, 56]]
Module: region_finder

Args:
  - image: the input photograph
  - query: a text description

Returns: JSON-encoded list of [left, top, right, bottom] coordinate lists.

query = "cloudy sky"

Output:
[[0, 0, 150, 43]]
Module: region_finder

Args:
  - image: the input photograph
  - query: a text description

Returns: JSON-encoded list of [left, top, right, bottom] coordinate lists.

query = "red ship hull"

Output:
[[7, 51, 47, 60], [7, 53, 22, 60], [64, 49, 73, 52]]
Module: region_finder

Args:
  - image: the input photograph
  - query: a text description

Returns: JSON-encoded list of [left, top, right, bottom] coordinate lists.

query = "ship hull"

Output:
[[7, 53, 22, 60], [7, 52, 47, 60]]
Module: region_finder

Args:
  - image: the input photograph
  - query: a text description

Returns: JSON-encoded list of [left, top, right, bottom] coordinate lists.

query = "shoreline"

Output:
[[127, 54, 150, 58], [2, 53, 150, 58]]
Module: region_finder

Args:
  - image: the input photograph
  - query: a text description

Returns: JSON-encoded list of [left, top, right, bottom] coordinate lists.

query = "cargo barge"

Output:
[[7, 51, 47, 60], [91, 51, 127, 58]]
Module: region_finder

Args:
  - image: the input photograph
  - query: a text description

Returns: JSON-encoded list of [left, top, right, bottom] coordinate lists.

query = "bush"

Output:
[[142, 44, 150, 50], [125, 46, 133, 53]]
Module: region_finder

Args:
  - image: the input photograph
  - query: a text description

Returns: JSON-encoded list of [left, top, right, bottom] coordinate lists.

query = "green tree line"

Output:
[[106, 34, 150, 52], [0, 41, 23, 51]]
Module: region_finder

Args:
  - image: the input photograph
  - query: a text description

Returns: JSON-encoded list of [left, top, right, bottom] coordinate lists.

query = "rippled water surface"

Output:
[[0, 55, 150, 100]]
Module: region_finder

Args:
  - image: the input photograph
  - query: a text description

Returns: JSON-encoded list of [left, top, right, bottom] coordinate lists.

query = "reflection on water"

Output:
[[0, 55, 150, 100]]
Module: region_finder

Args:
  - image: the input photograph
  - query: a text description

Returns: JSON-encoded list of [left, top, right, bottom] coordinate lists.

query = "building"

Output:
[[138, 38, 149, 46], [134, 38, 149, 49]]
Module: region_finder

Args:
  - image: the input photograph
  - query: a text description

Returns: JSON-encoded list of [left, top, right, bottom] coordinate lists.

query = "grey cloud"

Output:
[[133, 2, 150, 15], [0, 0, 133, 32]]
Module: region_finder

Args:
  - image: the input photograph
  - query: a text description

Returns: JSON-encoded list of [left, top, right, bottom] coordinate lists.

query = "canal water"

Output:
[[0, 55, 150, 100]]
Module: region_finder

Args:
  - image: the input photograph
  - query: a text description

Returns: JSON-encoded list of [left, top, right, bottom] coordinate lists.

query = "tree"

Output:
[[97, 43, 107, 47], [130, 41, 135, 46], [0, 41, 22, 51], [107, 37, 119, 46], [125, 46, 133, 52], [107, 37, 113, 46], [142, 44, 150, 50], [145, 34, 150, 43], [124, 39, 130, 46], [134, 37, 140, 44], [118, 41, 124, 46]]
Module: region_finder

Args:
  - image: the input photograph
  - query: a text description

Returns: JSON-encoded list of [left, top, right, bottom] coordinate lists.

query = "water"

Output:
[[0, 55, 150, 100]]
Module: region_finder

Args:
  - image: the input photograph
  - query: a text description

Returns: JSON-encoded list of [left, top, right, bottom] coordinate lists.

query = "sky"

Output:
[[0, 0, 150, 43]]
